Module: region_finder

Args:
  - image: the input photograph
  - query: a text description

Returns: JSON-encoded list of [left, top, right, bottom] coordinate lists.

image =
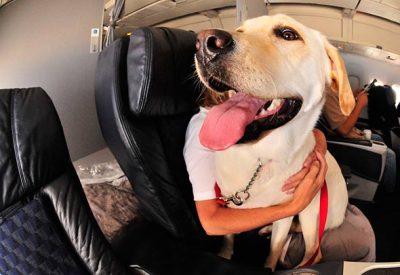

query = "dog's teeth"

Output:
[[259, 108, 267, 115], [267, 99, 282, 111]]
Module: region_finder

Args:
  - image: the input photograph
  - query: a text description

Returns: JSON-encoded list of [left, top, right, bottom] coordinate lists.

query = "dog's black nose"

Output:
[[196, 29, 234, 63]]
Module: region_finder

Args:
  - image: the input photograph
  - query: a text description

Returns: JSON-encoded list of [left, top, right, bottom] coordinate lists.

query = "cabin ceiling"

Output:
[[103, 0, 400, 65], [268, 0, 400, 24], [103, 0, 236, 35], [104, 0, 400, 29]]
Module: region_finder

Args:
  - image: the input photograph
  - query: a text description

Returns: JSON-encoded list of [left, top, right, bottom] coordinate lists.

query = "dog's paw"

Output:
[[264, 256, 278, 272], [259, 224, 273, 236], [296, 247, 322, 268], [218, 248, 234, 260], [218, 234, 235, 260]]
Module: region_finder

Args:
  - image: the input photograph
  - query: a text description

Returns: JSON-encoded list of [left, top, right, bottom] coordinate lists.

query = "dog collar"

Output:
[[215, 159, 263, 206]]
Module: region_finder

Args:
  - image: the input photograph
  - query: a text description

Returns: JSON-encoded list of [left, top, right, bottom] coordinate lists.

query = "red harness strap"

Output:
[[214, 183, 227, 206], [301, 180, 328, 267]]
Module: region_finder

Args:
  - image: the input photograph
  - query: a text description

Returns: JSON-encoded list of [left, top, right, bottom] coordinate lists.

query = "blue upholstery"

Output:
[[0, 88, 146, 275], [0, 196, 84, 274]]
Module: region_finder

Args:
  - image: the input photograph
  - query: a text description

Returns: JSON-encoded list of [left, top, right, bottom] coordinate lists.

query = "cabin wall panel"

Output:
[[0, 0, 105, 160], [343, 52, 400, 88], [156, 14, 213, 32], [219, 8, 238, 30]]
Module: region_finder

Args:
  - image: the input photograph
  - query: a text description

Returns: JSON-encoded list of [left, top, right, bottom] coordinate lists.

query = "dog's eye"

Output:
[[276, 28, 300, 41]]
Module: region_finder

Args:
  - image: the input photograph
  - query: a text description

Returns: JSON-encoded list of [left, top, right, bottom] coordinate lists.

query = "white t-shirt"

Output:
[[183, 107, 217, 201]]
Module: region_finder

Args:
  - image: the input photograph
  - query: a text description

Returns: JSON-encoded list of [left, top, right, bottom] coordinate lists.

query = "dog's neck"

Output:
[[251, 100, 324, 164]]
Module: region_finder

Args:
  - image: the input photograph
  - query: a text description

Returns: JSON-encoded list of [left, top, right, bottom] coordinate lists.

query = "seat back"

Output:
[[0, 88, 135, 274], [368, 85, 400, 146], [317, 115, 387, 201], [95, 28, 205, 242]]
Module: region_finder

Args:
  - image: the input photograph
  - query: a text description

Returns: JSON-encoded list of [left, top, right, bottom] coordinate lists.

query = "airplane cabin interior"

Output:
[[0, 0, 400, 274]]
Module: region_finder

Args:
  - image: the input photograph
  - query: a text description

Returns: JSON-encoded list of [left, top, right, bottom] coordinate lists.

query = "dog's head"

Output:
[[196, 14, 355, 150]]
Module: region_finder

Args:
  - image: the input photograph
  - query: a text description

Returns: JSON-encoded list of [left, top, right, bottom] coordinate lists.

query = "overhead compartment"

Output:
[[353, 12, 400, 54], [156, 8, 236, 32], [265, 2, 400, 63], [104, 0, 400, 65], [358, 0, 400, 24], [267, 0, 359, 10], [104, 0, 235, 36]]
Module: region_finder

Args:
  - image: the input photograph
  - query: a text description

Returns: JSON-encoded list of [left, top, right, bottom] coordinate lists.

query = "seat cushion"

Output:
[[0, 196, 87, 274]]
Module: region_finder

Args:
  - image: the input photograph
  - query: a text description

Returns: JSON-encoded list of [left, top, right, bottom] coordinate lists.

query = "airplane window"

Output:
[[392, 84, 400, 107], [371, 79, 384, 87]]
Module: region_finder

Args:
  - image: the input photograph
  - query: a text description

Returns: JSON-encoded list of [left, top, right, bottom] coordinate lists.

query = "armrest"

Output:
[[327, 136, 386, 156], [343, 261, 400, 275], [327, 138, 387, 182], [327, 136, 373, 147]]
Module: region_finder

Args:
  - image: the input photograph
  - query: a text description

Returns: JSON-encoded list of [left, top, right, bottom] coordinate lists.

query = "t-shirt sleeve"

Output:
[[322, 90, 348, 130], [183, 109, 217, 201]]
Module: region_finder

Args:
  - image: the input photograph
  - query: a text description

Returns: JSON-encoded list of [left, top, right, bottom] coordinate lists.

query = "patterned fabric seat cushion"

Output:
[[0, 196, 86, 275]]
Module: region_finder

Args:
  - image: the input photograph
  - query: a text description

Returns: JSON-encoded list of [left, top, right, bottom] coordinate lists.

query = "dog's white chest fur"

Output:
[[215, 128, 348, 228], [215, 132, 314, 207]]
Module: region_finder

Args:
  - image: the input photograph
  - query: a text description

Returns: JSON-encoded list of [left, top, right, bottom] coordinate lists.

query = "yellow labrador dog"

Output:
[[195, 14, 355, 270]]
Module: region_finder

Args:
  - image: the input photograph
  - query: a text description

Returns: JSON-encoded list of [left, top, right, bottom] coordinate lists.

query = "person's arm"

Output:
[[196, 153, 327, 236], [336, 91, 368, 136]]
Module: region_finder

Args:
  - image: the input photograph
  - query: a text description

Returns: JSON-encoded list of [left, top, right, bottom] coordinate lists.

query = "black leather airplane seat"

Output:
[[318, 115, 389, 201], [368, 85, 399, 147], [0, 88, 147, 275], [95, 27, 271, 275]]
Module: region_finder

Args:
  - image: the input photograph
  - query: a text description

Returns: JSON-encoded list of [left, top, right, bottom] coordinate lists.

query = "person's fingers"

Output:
[[284, 149, 319, 192], [303, 151, 317, 168], [282, 181, 294, 192], [290, 160, 321, 212], [356, 92, 363, 100], [303, 153, 313, 168], [306, 160, 320, 180], [285, 187, 295, 194], [282, 180, 299, 192], [294, 160, 320, 196], [282, 167, 309, 191]]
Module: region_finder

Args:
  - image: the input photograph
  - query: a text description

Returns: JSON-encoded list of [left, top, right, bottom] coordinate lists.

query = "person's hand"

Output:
[[281, 151, 318, 194], [354, 88, 364, 97], [282, 162, 312, 194], [288, 152, 327, 214], [356, 90, 368, 109], [282, 129, 326, 194]]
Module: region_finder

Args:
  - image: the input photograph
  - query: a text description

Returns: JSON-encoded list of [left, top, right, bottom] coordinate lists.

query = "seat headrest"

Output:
[[127, 27, 201, 116], [0, 88, 70, 211]]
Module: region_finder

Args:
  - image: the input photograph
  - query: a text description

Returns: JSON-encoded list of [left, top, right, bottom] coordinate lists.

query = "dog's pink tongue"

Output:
[[200, 92, 265, 150]]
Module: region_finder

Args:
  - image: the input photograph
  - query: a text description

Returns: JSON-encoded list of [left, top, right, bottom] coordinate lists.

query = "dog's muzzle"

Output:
[[196, 29, 234, 65]]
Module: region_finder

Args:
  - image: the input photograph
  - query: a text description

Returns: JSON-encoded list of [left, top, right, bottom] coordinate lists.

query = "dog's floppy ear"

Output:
[[324, 40, 355, 116]]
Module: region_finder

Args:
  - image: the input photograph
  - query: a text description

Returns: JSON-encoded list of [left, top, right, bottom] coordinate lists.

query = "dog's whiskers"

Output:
[[185, 69, 208, 103]]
